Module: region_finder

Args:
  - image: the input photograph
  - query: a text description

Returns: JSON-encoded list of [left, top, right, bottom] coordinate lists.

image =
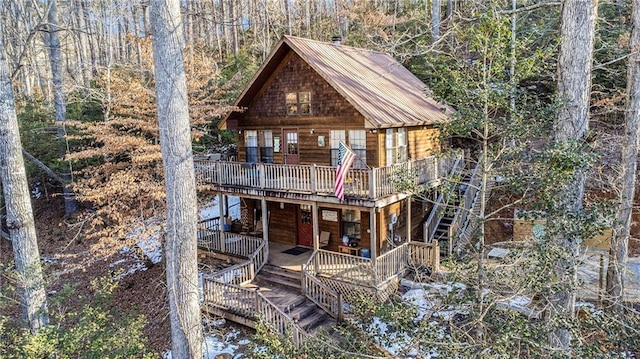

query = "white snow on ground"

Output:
[[162, 328, 252, 359], [199, 195, 241, 221]]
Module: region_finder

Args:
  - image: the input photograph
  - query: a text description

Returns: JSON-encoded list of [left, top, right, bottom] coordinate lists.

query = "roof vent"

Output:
[[331, 36, 342, 45]]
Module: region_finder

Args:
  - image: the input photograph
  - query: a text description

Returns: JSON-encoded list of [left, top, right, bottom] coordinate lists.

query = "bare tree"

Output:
[[150, 0, 203, 357], [45, 0, 77, 215], [606, 0, 640, 310], [0, 19, 49, 333], [553, 0, 598, 351]]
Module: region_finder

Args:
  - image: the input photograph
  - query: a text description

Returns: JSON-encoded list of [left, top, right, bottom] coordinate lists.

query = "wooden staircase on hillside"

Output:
[[425, 155, 486, 256], [250, 264, 337, 333]]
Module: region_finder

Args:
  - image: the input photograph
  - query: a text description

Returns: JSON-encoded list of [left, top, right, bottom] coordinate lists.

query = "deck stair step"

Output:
[[297, 310, 328, 331], [245, 277, 336, 335], [254, 264, 302, 292]]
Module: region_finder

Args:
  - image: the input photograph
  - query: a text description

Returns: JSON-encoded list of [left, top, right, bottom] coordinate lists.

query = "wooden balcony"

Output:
[[195, 154, 460, 201]]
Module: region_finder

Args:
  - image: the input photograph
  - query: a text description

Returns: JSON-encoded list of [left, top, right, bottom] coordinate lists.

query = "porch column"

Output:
[[370, 207, 377, 266], [261, 198, 269, 242], [406, 198, 412, 242], [312, 202, 319, 250], [219, 193, 225, 253]]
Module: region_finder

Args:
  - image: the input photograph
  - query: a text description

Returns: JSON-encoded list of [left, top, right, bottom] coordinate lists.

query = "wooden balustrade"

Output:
[[194, 153, 460, 200], [309, 249, 374, 286], [256, 292, 308, 347], [408, 242, 440, 273], [301, 270, 343, 320], [202, 278, 256, 317], [375, 243, 410, 281]]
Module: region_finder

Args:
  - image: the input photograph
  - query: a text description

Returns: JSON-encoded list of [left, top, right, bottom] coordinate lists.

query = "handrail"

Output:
[[195, 153, 459, 200], [424, 156, 465, 242], [301, 268, 344, 320], [375, 243, 409, 282], [447, 155, 484, 254], [408, 241, 440, 273], [256, 291, 308, 347]]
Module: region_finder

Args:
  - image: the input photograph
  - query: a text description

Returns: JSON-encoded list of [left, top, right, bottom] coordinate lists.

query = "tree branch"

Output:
[[498, 2, 561, 15], [22, 150, 69, 185]]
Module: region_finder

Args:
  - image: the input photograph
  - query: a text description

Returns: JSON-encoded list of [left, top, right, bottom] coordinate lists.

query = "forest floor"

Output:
[[2, 191, 639, 356]]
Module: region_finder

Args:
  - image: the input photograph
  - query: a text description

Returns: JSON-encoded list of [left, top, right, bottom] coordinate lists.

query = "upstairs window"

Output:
[[348, 130, 367, 169], [286, 91, 312, 115], [385, 128, 408, 165], [330, 130, 346, 166], [260, 130, 273, 163], [245, 130, 258, 163]]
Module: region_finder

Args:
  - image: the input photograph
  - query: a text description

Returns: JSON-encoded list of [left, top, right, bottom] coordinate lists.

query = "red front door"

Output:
[[283, 128, 299, 164], [297, 204, 313, 247]]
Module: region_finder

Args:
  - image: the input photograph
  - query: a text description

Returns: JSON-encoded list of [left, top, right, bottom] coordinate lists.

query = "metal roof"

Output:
[[225, 35, 453, 129]]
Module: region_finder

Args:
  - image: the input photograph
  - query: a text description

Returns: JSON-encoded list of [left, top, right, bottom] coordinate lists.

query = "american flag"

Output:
[[334, 141, 356, 201]]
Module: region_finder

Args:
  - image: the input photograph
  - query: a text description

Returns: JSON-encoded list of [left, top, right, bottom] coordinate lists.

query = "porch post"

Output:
[[219, 193, 226, 253], [261, 198, 269, 242], [312, 202, 319, 250], [370, 207, 377, 266], [406, 197, 412, 242]]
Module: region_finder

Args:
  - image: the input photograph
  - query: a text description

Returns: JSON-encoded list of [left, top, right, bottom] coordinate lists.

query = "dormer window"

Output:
[[286, 91, 312, 115]]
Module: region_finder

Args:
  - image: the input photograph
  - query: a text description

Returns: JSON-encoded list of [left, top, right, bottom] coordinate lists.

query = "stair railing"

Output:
[[424, 156, 465, 242], [301, 269, 344, 321], [446, 154, 484, 255], [256, 290, 308, 347]]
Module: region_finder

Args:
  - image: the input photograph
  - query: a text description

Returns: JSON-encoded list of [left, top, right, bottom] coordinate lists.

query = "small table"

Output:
[[339, 245, 361, 256]]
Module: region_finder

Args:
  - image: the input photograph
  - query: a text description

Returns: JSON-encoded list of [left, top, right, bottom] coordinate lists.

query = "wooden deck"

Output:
[[195, 154, 460, 200], [198, 226, 439, 347]]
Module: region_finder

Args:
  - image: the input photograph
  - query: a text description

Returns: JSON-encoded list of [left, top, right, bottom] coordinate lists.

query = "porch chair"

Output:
[[320, 231, 331, 248]]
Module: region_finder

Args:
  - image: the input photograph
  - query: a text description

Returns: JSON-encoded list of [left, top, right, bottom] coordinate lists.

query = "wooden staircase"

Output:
[[425, 155, 486, 256], [249, 264, 336, 333]]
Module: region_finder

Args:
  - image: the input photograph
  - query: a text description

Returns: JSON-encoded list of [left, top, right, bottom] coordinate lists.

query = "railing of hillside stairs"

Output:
[[445, 156, 484, 255], [424, 156, 465, 243], [256, 291, 308, 347], [201, 236, 307, 346], [194, 153, 460, 200], [301, 256, 344, 321]]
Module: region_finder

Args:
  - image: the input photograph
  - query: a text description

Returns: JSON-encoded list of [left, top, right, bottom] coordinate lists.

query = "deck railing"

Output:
[[195, 153, 461, 200], [301, 255, 344, 321], [375, 243, 410, 281], [304, 242, 440, 296], [408, 242, 440, 273], [202, 279, 256, 317], [307, 249, 375, 286]]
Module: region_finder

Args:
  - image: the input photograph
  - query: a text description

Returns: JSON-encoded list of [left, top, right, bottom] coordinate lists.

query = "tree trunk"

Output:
[[46, 0, 77, 216], [150, 1, 203, 357], [0, 21, 49, 333], [606, 0, 640, 310], [432, 0, 441, 41], [553, 0, 598, 351]]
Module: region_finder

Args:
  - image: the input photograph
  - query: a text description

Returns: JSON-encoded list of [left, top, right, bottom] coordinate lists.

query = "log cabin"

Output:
[[195, 36, 469, 335]]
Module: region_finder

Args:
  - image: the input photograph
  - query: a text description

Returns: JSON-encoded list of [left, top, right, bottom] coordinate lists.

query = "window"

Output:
[[260, 130, 273, 163], [397, 128, 408, 162], [385, 128, 408, 165], [342, 210, 361, 241], [330, 130, 346, 166], [349, 130, 366, 168], [245, 130, 258, 163], [286, 91, 312, 115]]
